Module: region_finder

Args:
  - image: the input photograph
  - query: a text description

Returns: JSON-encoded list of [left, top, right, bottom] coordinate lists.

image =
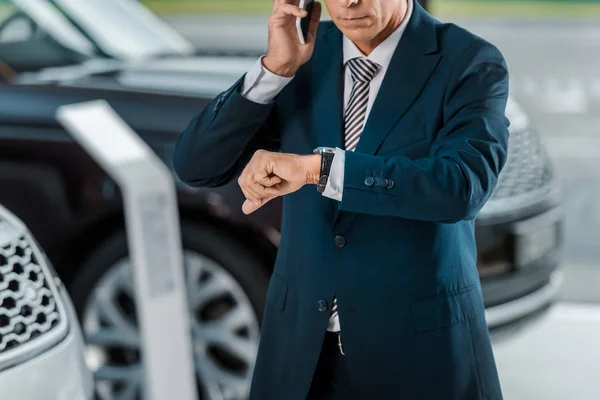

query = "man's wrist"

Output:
[[262, 57, 297, 78]]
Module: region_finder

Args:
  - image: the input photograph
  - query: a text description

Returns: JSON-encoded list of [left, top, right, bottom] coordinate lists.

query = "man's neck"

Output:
[[353, 2, 408, 56]]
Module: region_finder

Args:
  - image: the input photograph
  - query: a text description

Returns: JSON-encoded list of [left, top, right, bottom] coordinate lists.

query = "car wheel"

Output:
[[68, 224, 269, 400]]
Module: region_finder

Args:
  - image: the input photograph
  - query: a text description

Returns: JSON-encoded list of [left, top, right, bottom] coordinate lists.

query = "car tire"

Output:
[[67, 222, 271, 399]]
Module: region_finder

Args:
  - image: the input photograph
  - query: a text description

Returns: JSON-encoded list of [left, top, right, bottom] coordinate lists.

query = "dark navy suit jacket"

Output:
[[174, 2, 509, 399]]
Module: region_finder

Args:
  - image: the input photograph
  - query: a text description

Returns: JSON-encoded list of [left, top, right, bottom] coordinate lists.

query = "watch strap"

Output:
[[314, 148, 335, 193]]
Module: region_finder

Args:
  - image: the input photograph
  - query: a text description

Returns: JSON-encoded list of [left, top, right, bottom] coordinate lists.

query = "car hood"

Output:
[[17, 55, 259, 98], [115, 55, 258, 97]]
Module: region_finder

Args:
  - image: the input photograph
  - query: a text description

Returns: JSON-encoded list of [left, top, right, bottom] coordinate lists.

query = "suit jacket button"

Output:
[[387, 180, 395, 189], [334, 235, 346, 248], [374, 177, 382, 187], [317, 300, 329, 312], [364, 177, 375, 187], [381, 178, 389, 187]]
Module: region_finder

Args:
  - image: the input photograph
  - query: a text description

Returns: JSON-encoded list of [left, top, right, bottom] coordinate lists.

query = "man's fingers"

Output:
[[240, 179, 264, 204], [240, 185, 260, 205], [273, 3, 307, 20], [257, 174, 282, 187], [242, 194, 277, 215], [238, 175, 259, 203], [240, 177, 282, 214], [246, 172, 282, 196], [244, 178, 266, 200], [242, 199, 261, 215], [246, 184, 267, 205], [240, 178, 281, 205], [252, 181, 280, 198]]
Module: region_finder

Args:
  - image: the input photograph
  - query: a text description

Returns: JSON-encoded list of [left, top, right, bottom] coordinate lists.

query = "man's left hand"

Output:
[[238, 150, 321, 215]]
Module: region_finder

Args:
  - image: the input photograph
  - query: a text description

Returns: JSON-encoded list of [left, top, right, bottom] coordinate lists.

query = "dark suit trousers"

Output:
[[306, 332, 356, 399]]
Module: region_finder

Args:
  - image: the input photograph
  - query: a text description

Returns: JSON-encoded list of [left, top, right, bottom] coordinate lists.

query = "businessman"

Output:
[[173, 0, 509, 398]]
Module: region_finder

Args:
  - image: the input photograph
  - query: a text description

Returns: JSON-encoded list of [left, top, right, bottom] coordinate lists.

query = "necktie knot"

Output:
[[347, 57, 379, 84]]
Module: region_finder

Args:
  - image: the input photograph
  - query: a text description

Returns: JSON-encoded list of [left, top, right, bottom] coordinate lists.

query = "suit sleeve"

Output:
[[338, 42, 510, 223], [172, 74, 283, 188]]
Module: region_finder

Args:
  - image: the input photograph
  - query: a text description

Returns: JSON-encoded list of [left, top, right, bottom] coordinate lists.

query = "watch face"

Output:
[[318, 175, 328, 186]]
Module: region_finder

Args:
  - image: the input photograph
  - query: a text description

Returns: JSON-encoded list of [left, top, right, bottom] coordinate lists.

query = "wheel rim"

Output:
[[82, 250, 261, 400]]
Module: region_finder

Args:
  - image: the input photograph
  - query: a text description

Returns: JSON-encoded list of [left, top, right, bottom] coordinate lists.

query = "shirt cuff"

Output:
[[322, 148, 345, 202], [239, 56, 294, 104]]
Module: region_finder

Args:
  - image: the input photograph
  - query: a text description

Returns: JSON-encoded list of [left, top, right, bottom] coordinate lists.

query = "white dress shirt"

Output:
[[239, 0, 414, 331]]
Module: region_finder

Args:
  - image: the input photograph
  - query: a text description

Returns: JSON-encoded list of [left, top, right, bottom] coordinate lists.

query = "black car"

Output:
[[0, 1, 564, 399]]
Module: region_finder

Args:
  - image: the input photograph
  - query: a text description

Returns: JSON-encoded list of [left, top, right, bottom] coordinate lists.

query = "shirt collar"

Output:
[[342, 0, 414, 69]]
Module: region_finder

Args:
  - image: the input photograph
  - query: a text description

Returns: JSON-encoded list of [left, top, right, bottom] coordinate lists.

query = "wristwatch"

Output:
[[313, 147, 336, 193]]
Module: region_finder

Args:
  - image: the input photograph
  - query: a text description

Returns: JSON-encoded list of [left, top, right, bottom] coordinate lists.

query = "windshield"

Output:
[[12, 0, 195, 60], [8, 0, 97, 56]]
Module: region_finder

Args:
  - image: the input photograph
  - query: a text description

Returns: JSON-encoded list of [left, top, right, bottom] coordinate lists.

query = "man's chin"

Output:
[[338, 27, 378, 45]]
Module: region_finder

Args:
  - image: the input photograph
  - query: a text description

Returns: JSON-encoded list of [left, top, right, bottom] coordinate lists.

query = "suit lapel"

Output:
[[355, 2, 441, 156], [311, 26, 344, 150]]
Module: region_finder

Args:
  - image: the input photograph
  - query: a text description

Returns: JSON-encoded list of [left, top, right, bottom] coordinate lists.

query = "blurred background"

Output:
[[0, 0, 598, 399]]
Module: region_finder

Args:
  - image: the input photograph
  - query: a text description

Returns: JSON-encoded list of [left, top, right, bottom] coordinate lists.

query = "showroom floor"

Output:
[[494, 302, 600, 400]]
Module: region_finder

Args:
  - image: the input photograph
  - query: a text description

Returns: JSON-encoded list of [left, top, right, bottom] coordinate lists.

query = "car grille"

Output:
[[0, 235, 61, 354], [492, 128, 554, 199]]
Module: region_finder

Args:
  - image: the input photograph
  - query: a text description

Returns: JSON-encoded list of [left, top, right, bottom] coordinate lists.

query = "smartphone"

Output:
[[296, 0, 315, 45]]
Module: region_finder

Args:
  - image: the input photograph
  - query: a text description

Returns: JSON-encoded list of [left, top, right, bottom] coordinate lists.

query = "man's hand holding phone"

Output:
[[262, 0, 322, 78]]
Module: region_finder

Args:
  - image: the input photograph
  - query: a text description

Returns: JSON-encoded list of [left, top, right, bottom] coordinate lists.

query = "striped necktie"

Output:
[[327, 57, 380, 334], [344, 57, 380, 151]]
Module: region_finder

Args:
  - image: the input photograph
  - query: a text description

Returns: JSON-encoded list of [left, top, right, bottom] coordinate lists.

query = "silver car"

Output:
[[0, 204, 93, 400]]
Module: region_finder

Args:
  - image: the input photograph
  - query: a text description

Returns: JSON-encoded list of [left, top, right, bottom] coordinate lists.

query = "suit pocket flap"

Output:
[[267, 272, 289, 311], [410, 285, 481, 333]]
